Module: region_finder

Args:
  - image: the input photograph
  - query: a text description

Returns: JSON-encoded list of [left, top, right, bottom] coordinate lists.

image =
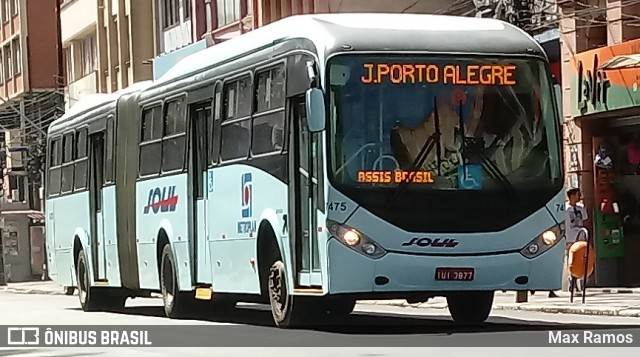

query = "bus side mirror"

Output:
[[306, 88, 326, 133]]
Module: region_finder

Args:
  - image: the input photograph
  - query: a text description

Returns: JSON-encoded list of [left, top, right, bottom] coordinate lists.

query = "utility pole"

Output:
[[0, 132, 5, 286], [0, 231, 5, 286]]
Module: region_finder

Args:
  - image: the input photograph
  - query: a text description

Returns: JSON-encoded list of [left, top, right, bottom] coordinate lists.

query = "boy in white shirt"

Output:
[[565, 188, 589, 246], [564, 187, 589, 293]]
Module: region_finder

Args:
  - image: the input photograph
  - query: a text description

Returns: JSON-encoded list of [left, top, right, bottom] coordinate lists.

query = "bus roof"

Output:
[[153, 13, 545, 87], [49, 13, 546, 135], [48, 80, 153, 135]]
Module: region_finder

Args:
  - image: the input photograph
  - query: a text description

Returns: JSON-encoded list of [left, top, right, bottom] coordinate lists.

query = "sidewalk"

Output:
[[360, 289, 640, 317], [0, 280, 67, 295], [3, 280, 640, 317]]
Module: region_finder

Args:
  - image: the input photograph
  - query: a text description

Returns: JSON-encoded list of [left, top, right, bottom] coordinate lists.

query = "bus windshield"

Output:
[[327, 54, 561, 192]]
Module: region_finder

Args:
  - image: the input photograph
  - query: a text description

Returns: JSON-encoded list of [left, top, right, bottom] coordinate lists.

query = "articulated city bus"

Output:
[[44, 13, 565, 327]]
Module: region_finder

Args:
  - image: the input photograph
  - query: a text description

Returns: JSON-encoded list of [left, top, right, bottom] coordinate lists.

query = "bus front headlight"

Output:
[[520, 224, 563, 259], [327, 219, 387, 259]]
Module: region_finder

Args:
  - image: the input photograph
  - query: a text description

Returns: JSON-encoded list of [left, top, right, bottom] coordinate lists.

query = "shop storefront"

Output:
[[567, 38, 640, 287]]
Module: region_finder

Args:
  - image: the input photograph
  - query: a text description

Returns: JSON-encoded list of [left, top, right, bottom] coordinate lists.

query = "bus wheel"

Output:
[[76, 251, 126, 312], [268, 261, 307, 328], [160, 245, 190, 319], [446, 291, 494, 324]]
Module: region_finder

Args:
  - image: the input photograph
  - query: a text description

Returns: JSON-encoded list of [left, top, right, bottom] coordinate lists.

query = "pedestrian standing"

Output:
[[564, 187, 590, 293]]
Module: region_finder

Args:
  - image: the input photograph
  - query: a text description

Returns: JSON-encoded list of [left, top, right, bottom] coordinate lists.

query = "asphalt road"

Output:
[[1, 291, 639, 356]]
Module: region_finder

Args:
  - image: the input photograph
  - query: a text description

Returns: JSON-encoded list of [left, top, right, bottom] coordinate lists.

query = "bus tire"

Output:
[[268, 260, 309, 328], [327, 297, 356, 317], [160, 244, 191, 319], [446, 291, 494, 324], [76, 251, 126, 312]]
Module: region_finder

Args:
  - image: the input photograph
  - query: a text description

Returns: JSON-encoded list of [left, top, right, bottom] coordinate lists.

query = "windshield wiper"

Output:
[[387, 97, 442, 203], [458, 101, 467, 180]]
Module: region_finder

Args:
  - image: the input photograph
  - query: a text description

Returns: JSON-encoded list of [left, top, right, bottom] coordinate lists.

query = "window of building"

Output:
[[80, 34, 97, 77], [162, 0, 180, 29], [217, 0, 240, 27], [4, 45, 12, 79], [2, 0, 9, 22], [12, 39, 20, 74], [0, 54, 3, 82], [10, 0, 16, 16], [64, 47, 73, 84], [184, 0, 190, 20], [161, 98, 187, 172], [139, 106, 163, 176]]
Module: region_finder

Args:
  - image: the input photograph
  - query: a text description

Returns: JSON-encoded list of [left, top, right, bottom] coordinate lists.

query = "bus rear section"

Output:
[[317, 53, 564, 323]]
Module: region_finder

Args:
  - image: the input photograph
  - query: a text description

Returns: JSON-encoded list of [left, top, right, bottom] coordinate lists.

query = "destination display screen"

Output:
[[357, 170, 435, 184], [360, 63, 517, 86]]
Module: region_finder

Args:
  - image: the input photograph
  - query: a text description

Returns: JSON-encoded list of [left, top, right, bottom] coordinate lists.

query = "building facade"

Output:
[[0, 0, 64, 283], [61, 0, 155, 104], [559, 0, 640, 287]]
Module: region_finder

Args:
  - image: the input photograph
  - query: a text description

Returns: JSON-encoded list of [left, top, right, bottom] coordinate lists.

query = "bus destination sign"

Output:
[[361, 63, 517, 86]]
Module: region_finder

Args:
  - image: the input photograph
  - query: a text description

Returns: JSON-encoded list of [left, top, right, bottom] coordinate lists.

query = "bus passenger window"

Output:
[[47, 138, 62, 196], [61, 133, 74, 193], [139, 107, 163, 176], [220, 120, 250, 161], [252, 66, 286, 155], [74, 129, 88, 190], [252, 113, 285, 155], [161, 99, 187, 172]]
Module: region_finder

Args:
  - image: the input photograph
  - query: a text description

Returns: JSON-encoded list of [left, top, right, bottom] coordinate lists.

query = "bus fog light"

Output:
[[527, 244, 539, 254], [362, 243, 376, 255], [541, 231, 557, 245], [343, 230, 360, 246]]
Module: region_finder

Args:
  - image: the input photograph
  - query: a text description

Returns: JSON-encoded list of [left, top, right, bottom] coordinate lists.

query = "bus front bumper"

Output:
[[326, 238, 564, 294]]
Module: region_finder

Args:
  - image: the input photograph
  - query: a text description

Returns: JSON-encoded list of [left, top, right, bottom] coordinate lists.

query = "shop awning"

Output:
[[598, 54, 640, 70]]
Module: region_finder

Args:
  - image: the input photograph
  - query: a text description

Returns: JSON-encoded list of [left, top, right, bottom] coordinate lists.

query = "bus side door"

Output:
[[289, 95, 323, 287], [88, 131, 107, 281], [187, 98, 213, 284]]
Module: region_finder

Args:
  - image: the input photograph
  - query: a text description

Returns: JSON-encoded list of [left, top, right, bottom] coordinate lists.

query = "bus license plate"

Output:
[[435, 268, 475, 281]]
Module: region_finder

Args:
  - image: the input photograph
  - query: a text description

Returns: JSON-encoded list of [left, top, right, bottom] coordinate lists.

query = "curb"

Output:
[[357, 300, 640, 318], [1, 286, 164, 298], [1, 287, 65, 296]]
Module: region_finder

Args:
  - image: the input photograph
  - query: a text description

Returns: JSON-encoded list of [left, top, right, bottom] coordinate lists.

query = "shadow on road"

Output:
[[66, 303, 640, 335]]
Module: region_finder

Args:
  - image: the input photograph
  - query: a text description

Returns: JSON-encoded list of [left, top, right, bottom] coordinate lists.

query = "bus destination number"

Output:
[[555, 203, 565, 212], [358, 170, 434, 184], [435, 268, 475, 281], [327, 202, 347, 212]]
